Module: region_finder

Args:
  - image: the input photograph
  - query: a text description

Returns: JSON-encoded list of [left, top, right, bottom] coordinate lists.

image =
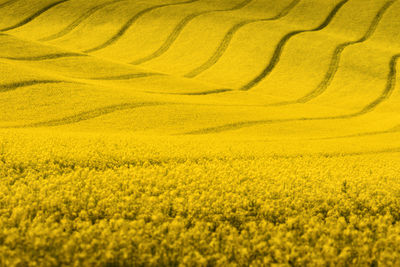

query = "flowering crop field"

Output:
[[1, 0, 400, 266]]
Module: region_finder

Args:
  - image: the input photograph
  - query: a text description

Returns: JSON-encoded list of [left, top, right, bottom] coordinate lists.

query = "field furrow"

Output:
[[0, 0, 69, 32], [0, 0, 18, 9], [184, 0, 301, 78], [131, 0, 254, 65], [0, 79, 72, 92], [275, 0, 396, 105], [39, 0, 126, 41], [1, 52, 86, 60], [83, 0, 200, 53], [239, 0, 349, 91]]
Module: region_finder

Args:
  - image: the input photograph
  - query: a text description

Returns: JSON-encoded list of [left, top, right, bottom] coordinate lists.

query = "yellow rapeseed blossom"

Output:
[[0, 131, 400, 265]]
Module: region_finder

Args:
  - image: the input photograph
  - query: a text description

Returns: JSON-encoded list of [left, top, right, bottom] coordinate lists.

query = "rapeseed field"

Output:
[[1, 0, 400, 265]]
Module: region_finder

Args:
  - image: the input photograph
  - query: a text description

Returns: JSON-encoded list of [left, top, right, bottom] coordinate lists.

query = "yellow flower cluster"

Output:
[[0, 130, 400, 266]]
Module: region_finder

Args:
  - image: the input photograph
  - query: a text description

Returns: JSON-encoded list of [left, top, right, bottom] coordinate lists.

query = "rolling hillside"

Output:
[[1, 0, 400, 265]]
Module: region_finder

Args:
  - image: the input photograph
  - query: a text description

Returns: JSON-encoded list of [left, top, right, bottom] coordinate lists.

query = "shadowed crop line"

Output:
[[239, 0, 349, 91], [184, 0, 301, 78], [83, 0, 200, 53], [0, 80, 73, 92], [1, 52, 86, 61], [0, 0, 18, 9], [0, 0, 70, 32], [168, 88, 232, 95], [145, 88, 233, 95], [0, 74, 161, 93], [320, 125, 400, 140], [5, 102, 165, 128], [39, 0, 126, 41], [130, 0, 253, 65], [182, 53, 400, 135], [311, 127, 400, 140], [353, 54, 400, 115], [87, 72, 162, 80]]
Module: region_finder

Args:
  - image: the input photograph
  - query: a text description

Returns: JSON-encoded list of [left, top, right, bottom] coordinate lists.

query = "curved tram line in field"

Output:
[[0, 0, 70, 32], [130, 0, 254, 65], [239, 0, 349, 91], [310, 125, 400, 140], [145, 88, 233, 95], [182, 54, 400, 135], [167, 0, 348, 95], [184, 0, 301, 78], [267, 0, 396, 106], [4, 102, 166, 128], [39, 0, 127, 41], [83, 0, 201, 53], [0, 72, 161, 93], [86, 72, 162, 80], [0, 0, 18, 9], [0, 79, 74, 92], [0, 52, 86, 61]]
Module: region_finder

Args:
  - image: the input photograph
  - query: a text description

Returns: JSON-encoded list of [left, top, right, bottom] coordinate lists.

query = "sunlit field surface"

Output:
[[1, 0, 400, 265]]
